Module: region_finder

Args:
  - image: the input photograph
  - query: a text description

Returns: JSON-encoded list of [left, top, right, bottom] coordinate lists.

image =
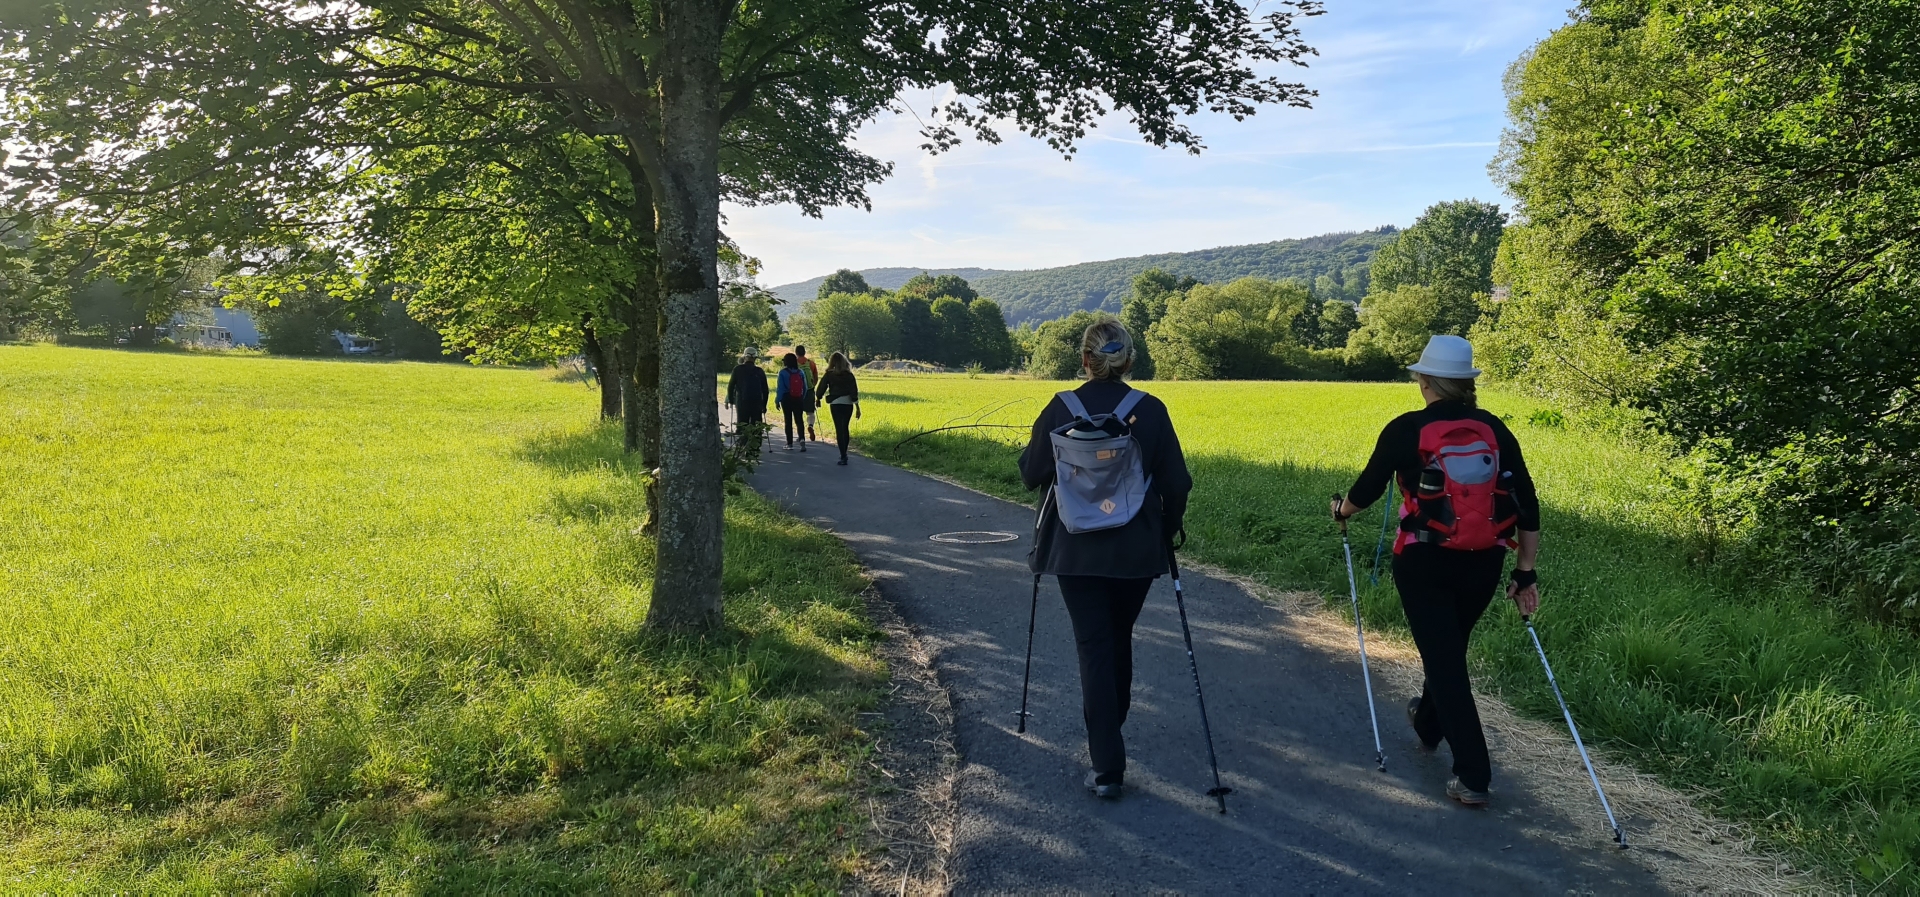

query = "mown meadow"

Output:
[[0, 345, 884, 892], [850, 372, 1920, 892]]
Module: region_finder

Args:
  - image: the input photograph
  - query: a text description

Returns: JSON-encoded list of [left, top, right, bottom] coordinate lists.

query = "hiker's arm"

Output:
[[1339, 420, 1399, 519], [1495, 418, 1542, 533], [1155, 408, 1192, 536], [1018, 400, 1058, 491], [1496, 418, 1542, 612]]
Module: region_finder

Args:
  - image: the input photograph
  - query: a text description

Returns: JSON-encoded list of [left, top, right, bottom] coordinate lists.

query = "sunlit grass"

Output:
[[0, 345, 882, 892], [852, 371, 1919, 891]]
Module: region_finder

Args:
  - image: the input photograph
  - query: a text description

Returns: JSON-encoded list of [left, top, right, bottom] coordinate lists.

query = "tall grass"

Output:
[[853, 372, 1920, 891], [0, 345, 883, 891]]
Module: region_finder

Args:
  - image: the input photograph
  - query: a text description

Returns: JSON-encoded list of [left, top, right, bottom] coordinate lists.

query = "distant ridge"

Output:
[[767, 227, 1399, 325]]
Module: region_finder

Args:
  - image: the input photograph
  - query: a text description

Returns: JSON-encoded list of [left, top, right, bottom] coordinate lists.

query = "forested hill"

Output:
[[768, 228, 1399, 324]]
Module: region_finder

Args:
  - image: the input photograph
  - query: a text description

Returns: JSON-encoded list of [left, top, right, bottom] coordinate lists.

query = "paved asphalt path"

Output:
[[748, 435, 1663, 895]]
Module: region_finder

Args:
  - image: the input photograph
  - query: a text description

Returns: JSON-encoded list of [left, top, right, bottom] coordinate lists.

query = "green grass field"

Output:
[[0, 345, 883, 892], [851, 372, 1920, 891]]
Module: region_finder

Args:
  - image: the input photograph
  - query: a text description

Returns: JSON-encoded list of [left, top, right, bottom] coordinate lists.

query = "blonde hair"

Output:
[[827, 351, 850, 374], [1080, 318, 1134, 381], [1416, 373, 1477, 408]]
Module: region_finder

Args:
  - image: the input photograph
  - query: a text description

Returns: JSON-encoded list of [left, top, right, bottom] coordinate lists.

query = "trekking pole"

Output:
[[1369, 500, 1392, 586], [1522, 613, 1627, 848], [1334, 495, 1387, 772], [1015, 574, 1040, 733], [1166, 545, 1232, 813]]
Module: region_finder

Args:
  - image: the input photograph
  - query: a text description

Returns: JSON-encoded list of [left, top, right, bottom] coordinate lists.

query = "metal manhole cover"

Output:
[[929, 531, 1020, 544]]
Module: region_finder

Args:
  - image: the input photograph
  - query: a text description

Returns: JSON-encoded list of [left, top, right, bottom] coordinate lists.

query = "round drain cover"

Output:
[[929, 531, 1020, 544]]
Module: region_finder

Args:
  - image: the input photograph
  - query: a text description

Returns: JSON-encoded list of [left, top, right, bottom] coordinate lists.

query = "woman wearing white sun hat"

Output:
[[1329, 335, 1542, 808]]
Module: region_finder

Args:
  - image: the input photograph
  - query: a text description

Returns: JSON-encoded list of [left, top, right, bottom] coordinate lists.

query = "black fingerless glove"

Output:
[[1510, 568, 1537, 590]]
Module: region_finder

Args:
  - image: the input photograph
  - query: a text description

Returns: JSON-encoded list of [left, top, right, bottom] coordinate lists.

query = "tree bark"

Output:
[[642, 0, 726, 631], [581, 320, 623, 420]]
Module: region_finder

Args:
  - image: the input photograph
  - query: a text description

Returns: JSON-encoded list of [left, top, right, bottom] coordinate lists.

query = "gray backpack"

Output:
[[1047, 389, 1151, 534]]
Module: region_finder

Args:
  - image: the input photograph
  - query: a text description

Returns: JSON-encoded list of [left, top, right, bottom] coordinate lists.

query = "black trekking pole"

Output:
[[1166, 545, 1232, 813], [1334, 495, 1387, 772], [1015, 574, 1040, 733], [1522, 612, 1628, 848]]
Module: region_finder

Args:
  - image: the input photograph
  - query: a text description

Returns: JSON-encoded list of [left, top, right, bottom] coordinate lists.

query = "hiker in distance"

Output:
[[796, 344, 821, 443], [1019, 320, 1192, 800], [1331, 334, 1541, 808], [816, 351, 861, 466], [774, 352, 814, 452], [724, 348, 769, 448]]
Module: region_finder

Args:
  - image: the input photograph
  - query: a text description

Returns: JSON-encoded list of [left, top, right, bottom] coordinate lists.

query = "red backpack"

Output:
[[786, 370, 807, 400], [1395, 418, 1520, 552]]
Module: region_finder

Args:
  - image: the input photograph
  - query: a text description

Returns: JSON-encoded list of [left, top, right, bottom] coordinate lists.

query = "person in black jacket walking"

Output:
[[724, 350, 769, 446], [815, 351, 861, 465], [1019, 319, 1192, 800], [1331, 335, 1541, 808]]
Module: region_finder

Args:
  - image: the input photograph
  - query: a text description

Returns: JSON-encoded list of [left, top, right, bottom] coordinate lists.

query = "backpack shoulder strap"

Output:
[[1112, 389, 1148, 421], [1057, 390, 1091, 422]]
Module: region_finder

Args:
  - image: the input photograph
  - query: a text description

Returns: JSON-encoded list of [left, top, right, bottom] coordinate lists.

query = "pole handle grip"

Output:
[[1331, 492, 1348, 534]]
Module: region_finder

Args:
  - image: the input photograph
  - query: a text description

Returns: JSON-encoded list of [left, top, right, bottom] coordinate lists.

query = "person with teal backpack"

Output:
[[774, 353, 813, 452]]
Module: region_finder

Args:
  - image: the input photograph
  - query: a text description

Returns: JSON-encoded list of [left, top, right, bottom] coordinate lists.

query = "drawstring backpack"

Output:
[[1047, 389, 1151, 534]]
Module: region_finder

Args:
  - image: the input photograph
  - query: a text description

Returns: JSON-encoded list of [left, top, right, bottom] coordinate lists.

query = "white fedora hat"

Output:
[[1407, 334, 1481, 378]]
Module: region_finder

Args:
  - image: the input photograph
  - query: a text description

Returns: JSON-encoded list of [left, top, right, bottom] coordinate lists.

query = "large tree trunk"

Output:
[[642, 0, 726, 631], [581, 320, 623, 420]]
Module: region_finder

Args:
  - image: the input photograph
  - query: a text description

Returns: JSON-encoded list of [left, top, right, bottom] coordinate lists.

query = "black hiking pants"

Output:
[[782, 405, 808, 446], [829, 403, 854, 458], [1393, 542, 1506, 792], [1058, 575, 1153, 786]]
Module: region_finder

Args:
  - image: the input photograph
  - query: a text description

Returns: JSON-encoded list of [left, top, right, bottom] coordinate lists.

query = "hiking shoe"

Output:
[[1446, 777, 1490, 807], [1083, 770, 1122, 800], [1408, 697, 1437, 751], [809, 428, 817, 441], [799, 444, 806, 452], [837, 457, 848, 466]]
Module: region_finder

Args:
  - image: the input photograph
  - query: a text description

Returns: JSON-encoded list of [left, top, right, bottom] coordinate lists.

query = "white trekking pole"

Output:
[[1523, 611, 1628, 848], [1333, 495, 1386, 772]]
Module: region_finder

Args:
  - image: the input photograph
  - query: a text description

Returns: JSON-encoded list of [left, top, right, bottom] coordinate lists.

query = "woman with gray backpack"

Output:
[[1019, 319, 1192, 800]]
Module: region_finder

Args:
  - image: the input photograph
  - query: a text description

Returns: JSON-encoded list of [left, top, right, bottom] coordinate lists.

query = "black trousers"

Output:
[[1058, 575, 1153, 785], [829, 403, 854, 457], [782, 405, 808, 445], [1392, 542, 1506, 792]]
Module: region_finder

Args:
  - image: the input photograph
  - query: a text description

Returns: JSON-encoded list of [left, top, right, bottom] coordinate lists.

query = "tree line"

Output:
[[1016, 198, 1505, 382], [0, 0, 1325, 630], [785, 270, 1015, 370]]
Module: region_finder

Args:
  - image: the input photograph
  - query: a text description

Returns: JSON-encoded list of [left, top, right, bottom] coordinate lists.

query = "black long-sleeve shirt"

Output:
[[726, 362, 769, 411], [1346, 399, 1541, 532], [816, 369, 859, 404], [1019, 379, 1192, 578]]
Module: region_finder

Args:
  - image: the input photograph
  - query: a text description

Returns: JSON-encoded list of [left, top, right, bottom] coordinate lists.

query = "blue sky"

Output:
[[724, 1, 1574, 287]]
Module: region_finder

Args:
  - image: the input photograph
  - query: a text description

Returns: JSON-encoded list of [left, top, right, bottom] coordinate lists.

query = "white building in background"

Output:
[[169, 306, 263, 348]]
